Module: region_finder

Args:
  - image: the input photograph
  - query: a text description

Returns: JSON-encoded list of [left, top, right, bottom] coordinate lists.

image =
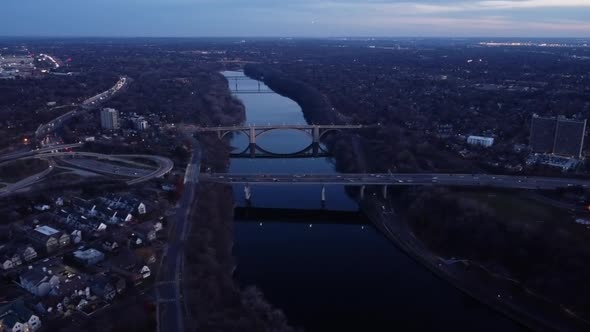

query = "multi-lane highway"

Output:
[[200, 173, 590, 190], [0, 143, 83, 163], [0, 160, 56, 197], [35, 76, 129, 139]]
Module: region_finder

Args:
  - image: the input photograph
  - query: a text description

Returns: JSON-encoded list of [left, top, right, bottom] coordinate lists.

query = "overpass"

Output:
[[35, 152, 174, 185], [200, 173, 590, 192], [0, 143, 83, 163], [0, 150, 174, 197], [194, 124, 364, 145]]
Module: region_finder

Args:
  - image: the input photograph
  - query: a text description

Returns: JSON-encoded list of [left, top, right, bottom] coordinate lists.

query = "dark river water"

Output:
[[223, 71, 526, 332]]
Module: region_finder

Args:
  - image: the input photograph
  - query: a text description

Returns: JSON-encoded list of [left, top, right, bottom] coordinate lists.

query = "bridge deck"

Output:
[[194, 124, 364, 131], [200, 173, 590, 190]]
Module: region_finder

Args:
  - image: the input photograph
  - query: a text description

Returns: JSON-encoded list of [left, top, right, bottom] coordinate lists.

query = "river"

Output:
[[223, 71, 526, 332]]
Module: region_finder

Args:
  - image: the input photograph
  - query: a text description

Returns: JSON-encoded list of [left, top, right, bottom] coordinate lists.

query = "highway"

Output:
[[0, 143, 83, 163], [0, 149, 173, 196], [39, 152, 173, 186], [35, 76, 129, 139], [157, 129, 201, 332], [59, 158, 153, 178], [0, 160, 55, 197], [200, 173, 590, 190]]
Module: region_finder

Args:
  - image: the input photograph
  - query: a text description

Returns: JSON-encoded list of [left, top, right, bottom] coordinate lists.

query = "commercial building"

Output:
[[100, 108, 120, 130], [72, 248, 105, 266], [530, 115, 586, 158], [467, 135, 494, 148]]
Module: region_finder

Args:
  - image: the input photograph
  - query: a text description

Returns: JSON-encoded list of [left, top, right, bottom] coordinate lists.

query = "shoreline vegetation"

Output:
[[183, 70, 300, 332], [242, 64, 590, 332]]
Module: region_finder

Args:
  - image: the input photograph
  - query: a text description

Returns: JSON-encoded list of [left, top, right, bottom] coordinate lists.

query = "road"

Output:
[[59, 158, 153, 178], [157, 130, 201, 332], [201, 173, 590, 190], [35, 76, 129, 139], [0, 143, 83, 163], [0, 160, 55, 197], [33, 151, 173, 185], [0, 150, 173, 196]]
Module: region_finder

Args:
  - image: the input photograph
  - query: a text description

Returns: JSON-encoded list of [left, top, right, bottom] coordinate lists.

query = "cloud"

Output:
[[1, 0, 590, 37]]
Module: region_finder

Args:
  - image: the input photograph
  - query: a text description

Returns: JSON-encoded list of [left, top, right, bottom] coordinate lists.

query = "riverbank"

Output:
[[182, 71, 299, 332], [242, 64, 588, 332]]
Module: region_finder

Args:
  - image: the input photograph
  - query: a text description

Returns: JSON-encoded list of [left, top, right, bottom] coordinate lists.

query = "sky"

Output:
[[1, 0, 590, 38]]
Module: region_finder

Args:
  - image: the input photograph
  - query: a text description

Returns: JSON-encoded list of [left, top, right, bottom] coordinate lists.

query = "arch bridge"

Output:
[[194, 124, 364, 145]]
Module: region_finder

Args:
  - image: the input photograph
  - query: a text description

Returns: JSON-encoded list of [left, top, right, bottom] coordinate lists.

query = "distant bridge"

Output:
[[231, 142, 330, 159], [194, 124, 364, 145], [225, 75, 274, 94]]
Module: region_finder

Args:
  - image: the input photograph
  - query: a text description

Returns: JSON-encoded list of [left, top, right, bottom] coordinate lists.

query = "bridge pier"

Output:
[[321, 185, 326, 208], [312, 143, 320, 157], [244, 184, 252, 205], [382, 185, 388, 199], [360, 185, 366, 200], [249, 127, 256, 145], [312, 125, 320, 144], [249, 144, 256, 158]]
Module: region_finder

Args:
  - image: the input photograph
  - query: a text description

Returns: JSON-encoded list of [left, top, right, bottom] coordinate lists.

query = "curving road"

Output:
[[0, 160, 55, 197], [0, 150, 173, 196], [200, 173, 590, 190], [0, 143, 83, 163]]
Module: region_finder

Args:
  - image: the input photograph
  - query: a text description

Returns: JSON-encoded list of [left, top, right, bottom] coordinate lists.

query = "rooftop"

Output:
[[35, 225, 59, 236]]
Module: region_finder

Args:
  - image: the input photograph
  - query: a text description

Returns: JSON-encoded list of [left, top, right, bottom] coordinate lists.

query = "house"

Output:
[[19, 260, 66, 297], [0, 299, 42, 331], [1, 254, 21, 271], [101, 239, 119, 253], [137, 203, 147, 215], [133, 221, 159, 243], [17, 246, 37, 262], [33, 205, 50, 212], [91, 276, 116, 301], [28, 226, 70, 253]]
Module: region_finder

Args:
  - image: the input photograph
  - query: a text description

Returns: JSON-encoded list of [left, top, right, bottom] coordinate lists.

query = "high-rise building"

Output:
[[555, 118, 587, 157], [530, 115, 586, 158], [100, 108, 120, 130], [530, 115, 556, 154]]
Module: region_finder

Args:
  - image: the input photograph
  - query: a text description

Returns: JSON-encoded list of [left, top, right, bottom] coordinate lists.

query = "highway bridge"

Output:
[[0, 143, 83, 163], [200, 173, 590, 191], [194, 124, 364, 144]]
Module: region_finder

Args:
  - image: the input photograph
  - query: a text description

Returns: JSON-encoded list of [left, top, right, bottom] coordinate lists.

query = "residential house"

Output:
[[1, 254, 21, 271], [16, 246, 37, 262], [28, 226, 70, 253], [19, 260, 65, 297], [91, 276, 116, 302], [0, 299, 42, 332]]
